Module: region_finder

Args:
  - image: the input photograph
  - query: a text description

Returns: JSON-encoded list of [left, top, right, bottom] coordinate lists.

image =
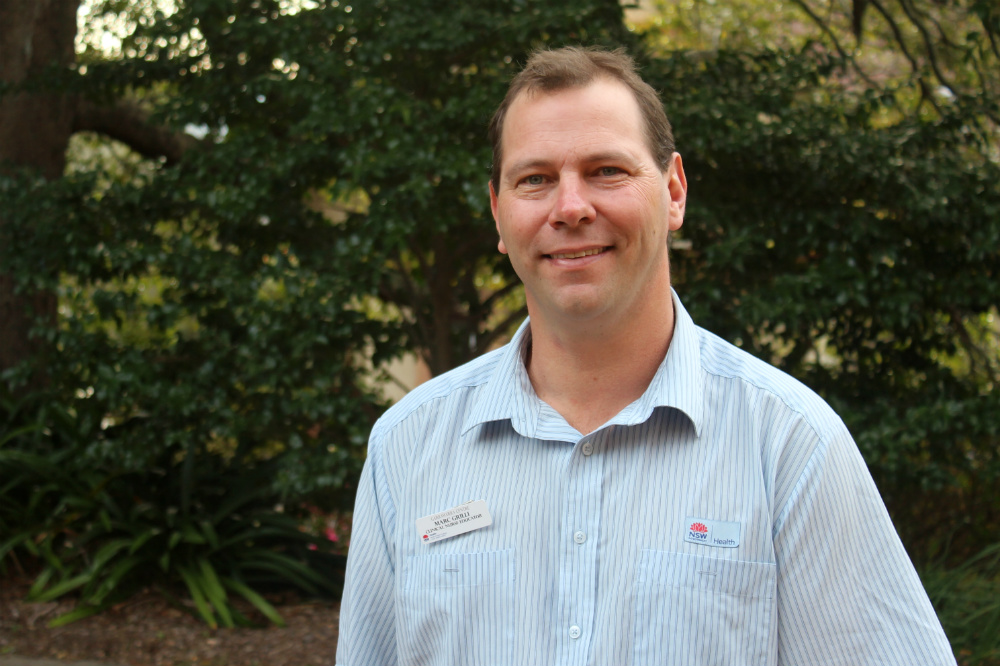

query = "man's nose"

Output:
[[548, 176, 595, 228]]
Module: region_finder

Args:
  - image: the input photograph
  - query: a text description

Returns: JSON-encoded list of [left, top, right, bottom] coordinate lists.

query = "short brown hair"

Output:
[[488, 46, 675, 192]]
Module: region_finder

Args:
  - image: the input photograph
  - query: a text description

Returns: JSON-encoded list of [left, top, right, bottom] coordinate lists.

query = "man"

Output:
[[336, 46, 955, 666]]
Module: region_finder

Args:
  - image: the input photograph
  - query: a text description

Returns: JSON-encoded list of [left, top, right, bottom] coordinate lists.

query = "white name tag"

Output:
[[684, 516, 741, 548], [416, 500, 493, 544]]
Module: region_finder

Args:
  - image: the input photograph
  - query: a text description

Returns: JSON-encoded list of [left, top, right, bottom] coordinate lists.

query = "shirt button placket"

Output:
[[558, 434, 602, 662]]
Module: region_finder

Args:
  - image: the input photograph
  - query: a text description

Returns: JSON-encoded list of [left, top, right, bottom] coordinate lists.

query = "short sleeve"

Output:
[[772, 423, 956, 666]]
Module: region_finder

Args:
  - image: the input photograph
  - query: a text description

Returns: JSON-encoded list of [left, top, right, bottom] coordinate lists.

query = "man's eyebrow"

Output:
[[505, 152, 638, 179], [505, 158, 552, 178], [581, 151, 637, 165]]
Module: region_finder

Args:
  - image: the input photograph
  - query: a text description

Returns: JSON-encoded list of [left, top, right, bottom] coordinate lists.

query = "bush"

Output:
[[921, 544, 1000, 666], [0, 393, 344, 628]]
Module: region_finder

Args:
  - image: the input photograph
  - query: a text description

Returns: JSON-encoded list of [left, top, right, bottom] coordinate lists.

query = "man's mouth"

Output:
[[546, 247, 609, 259]]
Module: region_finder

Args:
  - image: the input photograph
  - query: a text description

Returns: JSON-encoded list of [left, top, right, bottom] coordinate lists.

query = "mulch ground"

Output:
[[0, 576, 339, 666]]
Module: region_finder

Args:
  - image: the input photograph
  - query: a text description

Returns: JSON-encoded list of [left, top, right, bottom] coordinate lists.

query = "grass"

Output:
[[921, 543, 1000, 666]]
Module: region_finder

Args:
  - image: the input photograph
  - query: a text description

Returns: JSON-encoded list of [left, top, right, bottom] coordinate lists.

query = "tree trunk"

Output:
[[0, 0, 79, 382], [427, 235, 455, 376]]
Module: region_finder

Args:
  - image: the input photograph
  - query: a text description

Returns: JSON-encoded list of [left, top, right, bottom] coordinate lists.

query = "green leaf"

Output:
[[128, 528, 160, 555], [88, 538, 133, 573], [30, 573, 92, 602], [26, 567, 56, 599], [196, 558, 234, 628], [198, 520, 221, 550], [177, 564, 217, 629], [47, 604, 107, 628], [88, 554, 142, 605], [181, 524, 207, 545], [222, 577, 286, 627], [0, 423, 43, 448]]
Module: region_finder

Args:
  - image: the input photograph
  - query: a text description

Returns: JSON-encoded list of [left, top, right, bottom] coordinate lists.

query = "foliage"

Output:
[[1, 0, 998, 636], [640, 46, 1000, 559], [637, 0, 1000, 127], [0, 0, 634, 624], [921, 544, 1000, 666], [0, 394, 340, 628], [1, 0, 635, 496]]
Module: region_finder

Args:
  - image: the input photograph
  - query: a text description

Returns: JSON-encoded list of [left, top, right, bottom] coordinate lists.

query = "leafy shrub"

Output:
[[0, 394, 344, 628], [921, 544, 1000, 666]]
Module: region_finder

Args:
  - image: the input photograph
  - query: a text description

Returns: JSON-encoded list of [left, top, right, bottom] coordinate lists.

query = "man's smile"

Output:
[[545, 246, 611, 259]]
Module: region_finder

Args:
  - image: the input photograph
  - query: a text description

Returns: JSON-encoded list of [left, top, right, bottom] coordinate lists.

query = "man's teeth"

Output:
[[550, 248, 605, 259]]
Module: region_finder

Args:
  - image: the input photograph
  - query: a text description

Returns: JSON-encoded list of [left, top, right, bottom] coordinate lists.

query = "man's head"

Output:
[[487, 47, 687, 331], [489, 46, 675, 193]]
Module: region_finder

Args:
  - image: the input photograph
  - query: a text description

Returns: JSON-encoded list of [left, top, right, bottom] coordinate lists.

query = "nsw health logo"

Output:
[[684, 516, 741, 548], [688, 522, 709, 542]]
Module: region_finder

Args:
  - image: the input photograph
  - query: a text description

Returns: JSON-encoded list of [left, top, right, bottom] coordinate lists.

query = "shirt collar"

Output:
[[461, 290, 705, 438]]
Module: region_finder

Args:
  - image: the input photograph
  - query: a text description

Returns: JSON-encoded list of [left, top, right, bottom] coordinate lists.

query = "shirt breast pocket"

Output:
[[633, 549, 776, 666], [399, 548, 515, 666]]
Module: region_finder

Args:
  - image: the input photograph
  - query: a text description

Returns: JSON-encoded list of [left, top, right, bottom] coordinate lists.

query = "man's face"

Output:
[[490, 79, 686, 331]]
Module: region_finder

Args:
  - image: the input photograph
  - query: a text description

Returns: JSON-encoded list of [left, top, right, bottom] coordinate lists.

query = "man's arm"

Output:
[[336, 430, 397, 666], [772, 423, 956, 666]]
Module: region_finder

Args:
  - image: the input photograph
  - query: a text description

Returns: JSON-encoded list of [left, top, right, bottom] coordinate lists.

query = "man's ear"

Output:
[[490, 181, 509, 255], [666, 152, 687, 232]]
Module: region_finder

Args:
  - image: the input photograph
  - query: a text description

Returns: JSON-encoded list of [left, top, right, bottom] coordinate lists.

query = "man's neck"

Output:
[[525, 293, 676, 435]]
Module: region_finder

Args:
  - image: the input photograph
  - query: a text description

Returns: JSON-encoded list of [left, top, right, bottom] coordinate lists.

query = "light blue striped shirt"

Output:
[[336, 293, 955, 666]]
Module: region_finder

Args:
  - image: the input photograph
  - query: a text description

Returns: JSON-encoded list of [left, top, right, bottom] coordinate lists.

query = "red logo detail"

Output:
[[690, 522, 708, 533], [422, 534, 429, 540]]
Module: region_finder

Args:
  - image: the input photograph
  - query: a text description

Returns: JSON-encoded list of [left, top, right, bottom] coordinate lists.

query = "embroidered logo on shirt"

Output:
[[685, 516, 740, 548]]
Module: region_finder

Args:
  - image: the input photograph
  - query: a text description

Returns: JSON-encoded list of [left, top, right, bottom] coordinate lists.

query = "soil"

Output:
[[0, 577, 339, 666]]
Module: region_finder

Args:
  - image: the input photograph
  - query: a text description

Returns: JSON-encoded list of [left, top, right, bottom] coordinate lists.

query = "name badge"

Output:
[[684, 516, 740, 548], [416, 500, 493, 544]]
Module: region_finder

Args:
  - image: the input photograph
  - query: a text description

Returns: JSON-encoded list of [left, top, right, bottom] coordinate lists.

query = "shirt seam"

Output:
[[697, 359, 841, 538], [372, 360, 499, 439]]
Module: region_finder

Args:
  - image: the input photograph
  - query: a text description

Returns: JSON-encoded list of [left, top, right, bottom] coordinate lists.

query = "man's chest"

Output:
[[387, 414, 779, 666]]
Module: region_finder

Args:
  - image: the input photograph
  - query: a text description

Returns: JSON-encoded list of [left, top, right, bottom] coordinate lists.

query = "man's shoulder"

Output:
[[693, 324, 842, 432], [372, 345, 508, 440]]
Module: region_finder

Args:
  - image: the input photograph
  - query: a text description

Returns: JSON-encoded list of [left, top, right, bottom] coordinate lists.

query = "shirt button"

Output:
[[582, 442, 594, 456], [569, 625, 581, 639], [573, 531, 587, 544]]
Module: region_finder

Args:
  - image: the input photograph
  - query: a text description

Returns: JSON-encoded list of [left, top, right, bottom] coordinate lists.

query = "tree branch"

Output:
[[946, 306, 998, 385], [479, 279, 522, 314], [477, 304, 527, 355], [389, 248, 423, 311], [787, 0, 877, 87], [983, 16, 1000, 61], [868, 0, 921, 78], [894, 0, 958, 98], [72, 99, 199, 166]]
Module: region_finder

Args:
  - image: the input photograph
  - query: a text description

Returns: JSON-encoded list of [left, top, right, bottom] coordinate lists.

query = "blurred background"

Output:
[[1, 0, 998, 663]]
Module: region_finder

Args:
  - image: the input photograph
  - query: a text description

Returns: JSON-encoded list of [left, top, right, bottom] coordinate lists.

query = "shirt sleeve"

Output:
[[772, 422, 956, 666], [335, 427, 398, 666]]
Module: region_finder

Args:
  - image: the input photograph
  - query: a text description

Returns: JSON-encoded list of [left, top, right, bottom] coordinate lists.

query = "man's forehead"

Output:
[[508, 76, 631, 111], [499, 80, 651, 173]]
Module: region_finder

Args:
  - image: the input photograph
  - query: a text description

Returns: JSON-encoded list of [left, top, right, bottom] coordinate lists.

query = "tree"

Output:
[[0, 0, 77, 382], [633, 6, 1000, 559], [1, 0, 634, 484], [0, 0, 634, 619]]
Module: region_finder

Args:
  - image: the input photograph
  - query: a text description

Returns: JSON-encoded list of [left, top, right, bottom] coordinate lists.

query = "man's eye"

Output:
[[522, 175, 545, 186], [598, 167, 622, 177]]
